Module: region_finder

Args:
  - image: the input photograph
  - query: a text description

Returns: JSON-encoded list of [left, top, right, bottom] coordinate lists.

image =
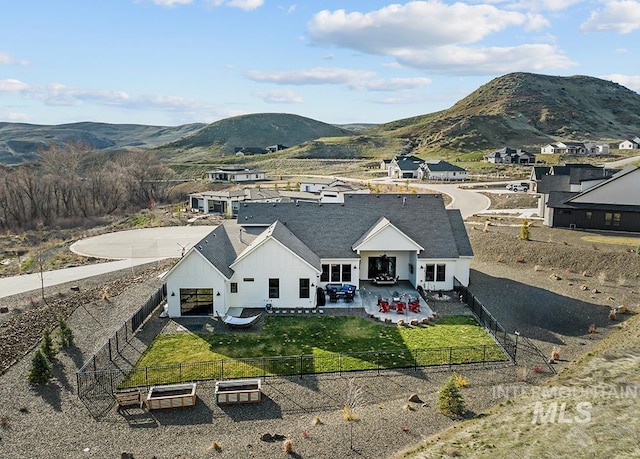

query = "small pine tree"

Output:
[[437, 375, 465, 416], [57, 316, 74, 348], [41, 327, 56, 361], [28, 349, 53, 385], [520, 218, 530, 241]]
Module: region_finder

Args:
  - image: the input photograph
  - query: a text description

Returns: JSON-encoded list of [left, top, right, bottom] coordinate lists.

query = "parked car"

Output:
[[506, 183, 529, 192]]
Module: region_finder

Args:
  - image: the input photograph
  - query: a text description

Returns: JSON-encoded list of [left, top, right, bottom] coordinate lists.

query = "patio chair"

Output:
[[408, 300, 420, 313], [395, 302, 406, 314], [379, 301, 391, 313]]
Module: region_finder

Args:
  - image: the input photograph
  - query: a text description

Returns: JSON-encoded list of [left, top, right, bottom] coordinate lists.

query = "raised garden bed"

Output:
[[215, 378, 262, 405], [145, 382, 197, 410]]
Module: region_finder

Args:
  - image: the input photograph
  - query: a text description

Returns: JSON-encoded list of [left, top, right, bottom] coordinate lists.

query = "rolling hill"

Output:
[[2, 73, 640, 166], [374, 72, 640, 153], [0, 122, 205, 165]]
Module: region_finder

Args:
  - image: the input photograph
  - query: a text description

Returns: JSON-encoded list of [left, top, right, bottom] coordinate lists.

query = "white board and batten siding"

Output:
[[230, 237, 318, 309], [166, 250, 228, 318]]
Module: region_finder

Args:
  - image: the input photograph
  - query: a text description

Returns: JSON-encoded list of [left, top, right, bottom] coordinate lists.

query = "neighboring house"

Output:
[[299, 177, 345, 193], [205, 167, 265, 182], [266, 144, 288, 153], [541, 142, 609, 155], [619, 137, 640, 150], [234, 147, 268, 155], [485, 147, 536, 164], [540, 167, 640, 231], [532, 164, 617, 218], [419, 160, 468, 181], [380, 159, 392, 171], [541, 142, 587, 155], [319, 184, 370, 203], [388, 155, 425, 179], [163, 194, 473, 317], [190, 188, 281, 217]]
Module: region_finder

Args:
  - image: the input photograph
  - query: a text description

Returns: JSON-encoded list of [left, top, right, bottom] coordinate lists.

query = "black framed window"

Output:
[[425, 264, 435, 282], [331, 264, 340, 282], [436, 264, 446, 282], [341, 264, 352, 282], [605, 212, 612, 226], [613, 213, 621, 227], [268, 278, 279, 298], [320, 264, 329, 282], [230, 282, 238, 293], [299, 278, 310, 298]]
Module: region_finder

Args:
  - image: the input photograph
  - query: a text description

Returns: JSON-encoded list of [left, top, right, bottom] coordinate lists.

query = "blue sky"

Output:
[[1, 0, 639, 126]]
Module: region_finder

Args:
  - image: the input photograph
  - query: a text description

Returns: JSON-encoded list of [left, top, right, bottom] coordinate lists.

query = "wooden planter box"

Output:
[[145, 383, 197, 410], [215, 379, 262, 405]]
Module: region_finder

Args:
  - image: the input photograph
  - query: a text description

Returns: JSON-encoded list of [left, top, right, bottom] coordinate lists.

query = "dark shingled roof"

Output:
[[537, 175, 571, 193], [237, 194, 471, 260], [393, 155, 425, 171], [193, 225, 237, 279], [267, 221, 321, 270], [423, 160, 466, 172]]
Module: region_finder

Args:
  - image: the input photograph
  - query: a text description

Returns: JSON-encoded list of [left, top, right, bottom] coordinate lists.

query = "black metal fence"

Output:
[[454, 284, 517, 362], [78, 343, 507, 405], [76, 286, 165, 407]]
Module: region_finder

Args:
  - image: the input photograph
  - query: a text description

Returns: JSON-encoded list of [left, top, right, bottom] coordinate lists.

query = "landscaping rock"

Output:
[[408, 393, 422, 403]]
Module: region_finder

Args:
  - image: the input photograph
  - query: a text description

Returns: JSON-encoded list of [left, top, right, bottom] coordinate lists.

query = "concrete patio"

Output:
[[321, 281, 436, 324]]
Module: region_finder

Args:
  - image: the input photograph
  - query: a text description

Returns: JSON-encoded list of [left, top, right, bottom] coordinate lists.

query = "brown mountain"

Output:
[[374, 72, 640, 151]]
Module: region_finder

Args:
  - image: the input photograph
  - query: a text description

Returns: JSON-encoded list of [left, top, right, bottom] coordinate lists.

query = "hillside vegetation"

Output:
[[373, 73, 640, 153], [0, 122, 204, 165], [2, 73, 640, 167]]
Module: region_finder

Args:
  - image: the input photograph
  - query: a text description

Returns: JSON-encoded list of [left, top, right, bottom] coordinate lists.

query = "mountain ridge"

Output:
[[2, 72, 640, 165]]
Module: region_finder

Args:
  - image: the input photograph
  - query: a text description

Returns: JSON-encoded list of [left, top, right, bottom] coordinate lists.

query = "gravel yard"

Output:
[[0, 221, 638, 458]]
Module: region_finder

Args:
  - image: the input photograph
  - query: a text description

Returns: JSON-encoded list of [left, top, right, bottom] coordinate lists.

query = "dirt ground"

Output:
[[1, 193, 639, 458]]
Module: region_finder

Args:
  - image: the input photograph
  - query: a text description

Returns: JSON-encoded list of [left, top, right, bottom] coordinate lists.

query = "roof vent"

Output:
[[204, 240, 208, 243], [197, 245, 202, 250]]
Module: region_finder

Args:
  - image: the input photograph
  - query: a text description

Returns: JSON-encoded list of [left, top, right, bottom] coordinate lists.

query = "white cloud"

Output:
[[581, 1, 640, 34], [209, 0, 263, 10], [150, 0, 193, 6], [0, 79, 31, 93], [601, 73, 640, 92], [350, 77, 432, 91], [252, 89, 303, 103], [246, 67, 376, 85], [0, 52, 29, 65], [504, 0, 584, 11], [394, 44, 575, 75], [307, 2, 548, 54], [0, 78, 217, 114], [305, 2, 572, 74], [0, 111, 30, 121]]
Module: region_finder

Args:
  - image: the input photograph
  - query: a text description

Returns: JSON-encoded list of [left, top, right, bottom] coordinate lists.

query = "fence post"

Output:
[[262, 357, 266, 378], [482, 345, 487, 367], [299, 355, 303, 378], [448, 347, 453, 369], [179, 363, 182, 383], [108, 338, 112, 362], [145, 366, 148, 387], [339, 353, 342, 376], [76, 372, 81, 397]]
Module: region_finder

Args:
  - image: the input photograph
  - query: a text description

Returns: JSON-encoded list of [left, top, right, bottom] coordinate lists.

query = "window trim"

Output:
[[299, 278, 310, 299], [268, 278, 280, 299]]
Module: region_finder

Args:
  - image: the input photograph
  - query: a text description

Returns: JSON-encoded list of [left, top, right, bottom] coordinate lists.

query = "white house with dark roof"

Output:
[[619, 137, 640, 149], [205, 166, 265, 182], [388, 155, 425, 179], [419, 160, 468, 181], [163, 194, 473, 317]]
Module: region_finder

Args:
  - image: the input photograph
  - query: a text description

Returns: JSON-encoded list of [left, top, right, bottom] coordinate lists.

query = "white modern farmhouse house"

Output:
[[163, 194, 473, 318]]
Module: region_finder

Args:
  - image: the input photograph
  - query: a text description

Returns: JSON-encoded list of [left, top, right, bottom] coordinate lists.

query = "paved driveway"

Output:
[[0, 226, 217, 299], [70, 226, 217, 259]]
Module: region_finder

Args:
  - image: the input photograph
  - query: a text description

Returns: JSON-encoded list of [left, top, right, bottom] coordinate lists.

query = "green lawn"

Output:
[[122, 315, 506, 386]]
